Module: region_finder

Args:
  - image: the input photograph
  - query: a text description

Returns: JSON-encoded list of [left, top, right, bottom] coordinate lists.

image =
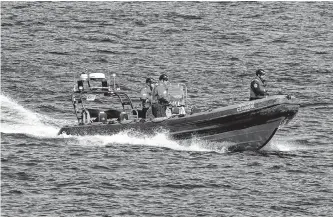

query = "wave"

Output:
[[300, 102, 333, 109], [48, 51, 70, 56], [263, 136, 315, 152], [0, 93, 61, 137], [79, 35, 120, 44], [59, 131, 230, 153], [167, 12, 203, 20]]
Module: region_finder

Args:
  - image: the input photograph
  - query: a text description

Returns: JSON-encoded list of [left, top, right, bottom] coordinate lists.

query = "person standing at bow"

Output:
[[249, 69, 269, 101]]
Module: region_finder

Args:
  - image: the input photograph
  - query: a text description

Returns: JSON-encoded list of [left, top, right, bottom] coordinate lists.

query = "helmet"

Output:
[[146, 78, 152, 84], [159, 74, 168, 81], [256, 69, 266, 76]]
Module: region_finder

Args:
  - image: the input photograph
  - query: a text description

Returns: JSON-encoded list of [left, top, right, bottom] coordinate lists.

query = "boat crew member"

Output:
[[152, 74, 170, 117], [250, 69, 269, 101], [154, 74, 170, 105], [140, 78, 154, 106], [140, 78, 154, 118]]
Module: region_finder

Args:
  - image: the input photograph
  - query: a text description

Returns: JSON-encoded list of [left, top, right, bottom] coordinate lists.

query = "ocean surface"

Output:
[[1, 1, 333, 216]]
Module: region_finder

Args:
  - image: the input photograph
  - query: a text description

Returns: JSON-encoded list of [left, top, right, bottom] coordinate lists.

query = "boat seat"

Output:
[[86, 109, 108, 123], [86, 109, 101, 118], [104, 109, 122, 119], [168, 84, 186, 107]]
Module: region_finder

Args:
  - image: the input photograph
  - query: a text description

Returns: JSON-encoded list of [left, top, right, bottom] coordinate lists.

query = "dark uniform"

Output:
[[250, 69, 269, 100]]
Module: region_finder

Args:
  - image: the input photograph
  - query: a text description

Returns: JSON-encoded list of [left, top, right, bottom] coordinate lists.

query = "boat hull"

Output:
[[58, 95, 299, 152], [201, 118, 282, 152]]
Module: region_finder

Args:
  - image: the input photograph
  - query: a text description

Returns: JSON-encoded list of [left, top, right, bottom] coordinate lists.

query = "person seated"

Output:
[[250, 69, 269, 101]]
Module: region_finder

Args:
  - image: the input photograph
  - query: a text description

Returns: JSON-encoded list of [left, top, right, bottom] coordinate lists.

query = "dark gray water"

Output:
[[1, 2, 333, 216]]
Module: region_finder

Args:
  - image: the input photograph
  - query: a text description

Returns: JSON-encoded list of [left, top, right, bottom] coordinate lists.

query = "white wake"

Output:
[[1, 94, 60, 137], [1, 93, 224, 152]]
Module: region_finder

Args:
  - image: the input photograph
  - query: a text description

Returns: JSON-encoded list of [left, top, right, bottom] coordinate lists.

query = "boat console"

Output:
[[71, 72, 189, 125]]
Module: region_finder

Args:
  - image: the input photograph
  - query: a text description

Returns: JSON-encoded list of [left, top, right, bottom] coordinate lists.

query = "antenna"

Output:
[[112, 73, 116, 90], [109, 71, 111, 89], [72, 64, 76, 92]]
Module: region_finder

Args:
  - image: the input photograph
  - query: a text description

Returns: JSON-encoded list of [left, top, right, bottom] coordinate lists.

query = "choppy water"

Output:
[[1, 2, 333, 216]]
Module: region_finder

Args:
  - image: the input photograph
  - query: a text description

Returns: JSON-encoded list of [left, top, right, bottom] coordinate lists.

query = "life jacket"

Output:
[[153, 81, 169, 102], [140, 85, 152, 100], [140, 84, 153, 108], [250, 76, 266, 100]]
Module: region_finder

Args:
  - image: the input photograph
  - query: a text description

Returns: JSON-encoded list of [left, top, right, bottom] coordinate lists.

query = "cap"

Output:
[[159, 74, 168, 81], [256, 69, 266, 76]]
